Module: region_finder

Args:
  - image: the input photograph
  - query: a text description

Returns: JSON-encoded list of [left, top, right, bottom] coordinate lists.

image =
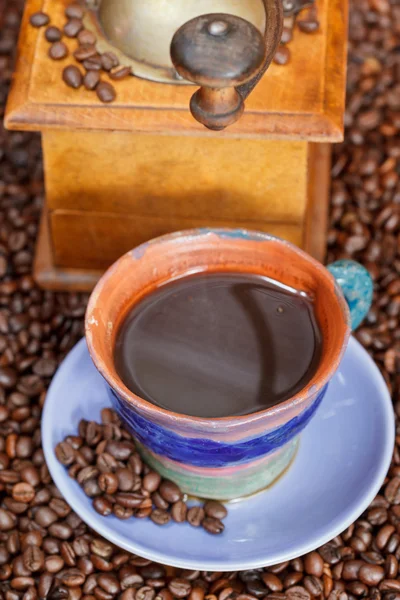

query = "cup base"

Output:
[[135, 437, 299, 501]]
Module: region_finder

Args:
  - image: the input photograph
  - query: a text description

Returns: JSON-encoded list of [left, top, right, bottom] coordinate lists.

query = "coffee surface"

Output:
[[115, 272, 322, 418]]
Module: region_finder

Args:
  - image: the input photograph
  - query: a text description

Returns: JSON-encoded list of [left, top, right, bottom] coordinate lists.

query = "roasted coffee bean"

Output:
[[63, 18, 84, 38], [303, 576, 323, 596], [116, 468, 137, 492], [113, 504, 133, 519], [33, 358, 57, 377], [0, 508, 17, 531], [35, 506, 58, 527], [262, 573, 284, 592], [281, 26, 293, 44], [283, 572, 303, 587], [150, 509, 171, 526], [121, 591, 137, 600], [359, 564, 385, 586], [48, 521, 73, 539], [273, 45, 290, 65], [304, 552, 324, 577], [136, 586, 156, 600], [16, 436, 34, 458], [97, 452, 118, 472], [342, 560, 363, 580], [101, 52, 119, 71], [159, 480, 182, 503], [61, 568, 86, 587], [286, 587, 311, 600], [20, 531, 42, 551], [78, 29, 97, 45], [65, 3, 85, 19], [22, 546, 44, 572], [38, 572, 54, 598], [318, 543, 341, 565], [0, 366, 17, 388], [380, 580, 400, 592], [204, 501, 227, 520], [143, 471, 161, 493], [114, 492, 144, 508], [93, 496, 113, 516], [12, 482, 35, 502], [157, 591, 175, 600], [168, 580, 192, 598], [74, 45, 98, 62], [119, 565, 143, 590], [62, 65, 83, 89], [297, 17, 319, 32], [385, 478, 400, 504], [96, 82, 116, 103], [171, 500, 187, 523], [187, 506, 205, 527], [109, 66, 132, 80], [98, 573, 120, 595], [385, 555, 398, 578], [98, 472, 118, 494], [55, 441, 75, 465], [83, 69, 101, 90], [245, 580, 267, 598], [29, 12, 49, 27], [202, 518, 224, 535], [83, 56, 103, 71], [368, 507, 388, 526], [152, 492, 169, 511], [377, 525, 396, 550], [45, 555, 65, 573], [45, 26, 62, 42], [77, 466, 99, 484], [11, 576, 35, 590]]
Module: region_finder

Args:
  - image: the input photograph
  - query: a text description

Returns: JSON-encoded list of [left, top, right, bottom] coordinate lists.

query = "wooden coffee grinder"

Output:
[[5, 0, 348, 290]]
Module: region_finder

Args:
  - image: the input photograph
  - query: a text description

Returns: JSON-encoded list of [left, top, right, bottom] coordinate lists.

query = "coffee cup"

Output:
[[85, 229, 372, 500]]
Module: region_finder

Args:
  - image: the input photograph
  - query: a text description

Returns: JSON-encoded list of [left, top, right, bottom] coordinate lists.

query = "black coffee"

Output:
[[115, 272, 322, 418]]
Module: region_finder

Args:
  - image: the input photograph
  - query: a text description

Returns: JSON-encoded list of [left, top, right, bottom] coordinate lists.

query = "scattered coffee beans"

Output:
[[27, 1, 132, 104], [55, 408, 227, 534], [274, 2, 320, 62], [4, 0, 400, 597]]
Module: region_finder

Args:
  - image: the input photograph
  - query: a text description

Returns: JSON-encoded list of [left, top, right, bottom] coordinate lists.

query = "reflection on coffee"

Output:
[[115, 272, 322, 418]]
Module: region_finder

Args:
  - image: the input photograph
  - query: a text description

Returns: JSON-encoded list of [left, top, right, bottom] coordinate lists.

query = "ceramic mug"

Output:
[[85, 229, 373, 500]]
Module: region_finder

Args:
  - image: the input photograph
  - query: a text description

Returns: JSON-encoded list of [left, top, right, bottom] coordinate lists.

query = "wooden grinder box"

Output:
[[5, 0, 348, 290]]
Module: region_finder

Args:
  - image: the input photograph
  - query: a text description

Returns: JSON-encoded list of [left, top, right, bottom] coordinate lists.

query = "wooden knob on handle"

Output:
[[170, 14, 266, 130]]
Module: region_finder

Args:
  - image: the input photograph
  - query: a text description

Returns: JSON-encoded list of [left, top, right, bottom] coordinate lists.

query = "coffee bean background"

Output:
[[1, 0, 400, 598], [54, 409, 227, 535]]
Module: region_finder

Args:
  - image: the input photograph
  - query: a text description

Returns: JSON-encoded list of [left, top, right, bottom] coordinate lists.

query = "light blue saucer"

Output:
[[42, 337, 395, 571]]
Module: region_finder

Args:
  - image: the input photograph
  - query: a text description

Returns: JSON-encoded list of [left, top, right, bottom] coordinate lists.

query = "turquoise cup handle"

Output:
[[327, 260, 373, 331]]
